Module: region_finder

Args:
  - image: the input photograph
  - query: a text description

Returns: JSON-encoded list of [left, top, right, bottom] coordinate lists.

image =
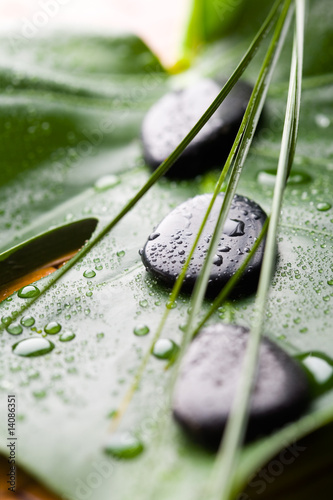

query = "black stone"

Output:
[[172, 324, 310, 447], [141, 193, 267, 298], [141, 78, 253, 178]]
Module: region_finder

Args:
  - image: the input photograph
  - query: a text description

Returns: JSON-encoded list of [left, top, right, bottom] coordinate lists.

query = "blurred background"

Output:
[[0, 0, 191, 66]]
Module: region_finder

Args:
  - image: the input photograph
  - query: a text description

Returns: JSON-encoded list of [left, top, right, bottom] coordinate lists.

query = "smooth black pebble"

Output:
[[141, 78, 253, 178], [172, 323, 310, 447], [141, 193, 266, 297]]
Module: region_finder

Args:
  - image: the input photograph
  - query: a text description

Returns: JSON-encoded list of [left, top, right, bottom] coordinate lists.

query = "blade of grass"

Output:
[[203, 3, 305, 499], [0, 0, 284, 332], [193, 218, 269, 336]]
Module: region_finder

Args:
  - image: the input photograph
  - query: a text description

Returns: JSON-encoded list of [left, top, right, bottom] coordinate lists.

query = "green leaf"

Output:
[[0, 2, 333, 500]]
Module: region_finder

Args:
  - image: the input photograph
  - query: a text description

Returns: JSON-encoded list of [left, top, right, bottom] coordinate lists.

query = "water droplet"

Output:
[[133, 325, 150, 337], [297, 352, 333, 395], [59, 331, 76, 342], [316, 202, 331, 212], [96, 332, 105, 340], [12, 337, 55, 357], [139, 299, 148, 308], [166, 300, 177, 310], [148, 232, 160, 241], [83, 270, 96, 278], [213, 254, 223, 266], [117, 250, 125, 257], [104, 433, 144, 459], [223, 219, 245, 237], [44, 321, 61, 335], [94, 175, 119, 191], [6, 323, 23, 336], [315, 114, 331, 128], [21, 316, 35, 327], [1, 316, 12, 326], [33, 390, 47, 399], [152, 339, 179, 360], [327, 280, 333, 286], [18, 285, 40, 299], [257, 169, 311, 186]]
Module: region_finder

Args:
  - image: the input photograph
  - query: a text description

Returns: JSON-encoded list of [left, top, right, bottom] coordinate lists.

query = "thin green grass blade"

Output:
[[193, 218, 269, 336], [203, 3, 305, 499]]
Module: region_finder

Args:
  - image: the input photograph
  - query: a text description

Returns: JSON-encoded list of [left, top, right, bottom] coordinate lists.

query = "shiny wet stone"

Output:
[[141, 78, 253, 178], [141, 193, 267, 297], [172, 323, 310, 447]]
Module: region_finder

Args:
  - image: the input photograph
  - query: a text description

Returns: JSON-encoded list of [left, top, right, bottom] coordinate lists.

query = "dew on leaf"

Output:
[[133, 325, 150, 337], [6, 323, 23, 336], [44, 321, 61, 335], [83, 270, 96, 278], [13, 337, 55, 357], [21, 315, 35, 327], [152, 339, 179, 360], [33, 390, 47, 399], [296, 352, 333, 395], [59, 331, 76, 342], [18, 285, 40, 299], [104, 433, 144, 459], [1, 316, 12, 326], [316, 202, 331, 211]]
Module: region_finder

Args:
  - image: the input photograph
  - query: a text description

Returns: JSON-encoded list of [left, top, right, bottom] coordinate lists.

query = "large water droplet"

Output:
[[153, 339, 179, 360], [12, 337, 55, 357], [104, 433, 144, 459], [6, 323, 23, 336], [133, 325, 150, 337], [18, 285, 40, 299], [296, 352, 333, 395], [21, 315, 35, 327], [44, 321, 61, 335], [316, 202, 331, 212], [83, 270, 96, 278], [1, 316, 12, 326], [59, 331, 76, 342]]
